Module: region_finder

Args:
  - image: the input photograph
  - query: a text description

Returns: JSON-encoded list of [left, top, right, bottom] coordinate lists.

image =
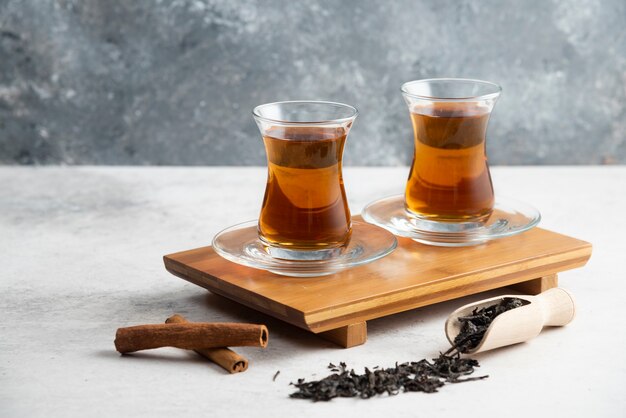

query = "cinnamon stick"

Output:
[[114, 321, 268, 354], [165, 314, 249, 373]]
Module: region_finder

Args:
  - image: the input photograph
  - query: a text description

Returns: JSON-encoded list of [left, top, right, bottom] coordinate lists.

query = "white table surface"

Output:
[[1, 166, 625, 418]]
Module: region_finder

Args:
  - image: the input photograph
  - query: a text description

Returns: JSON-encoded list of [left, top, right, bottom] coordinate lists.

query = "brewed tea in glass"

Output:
[[401, 79, 501, 223], [253, 101, 357, 259]]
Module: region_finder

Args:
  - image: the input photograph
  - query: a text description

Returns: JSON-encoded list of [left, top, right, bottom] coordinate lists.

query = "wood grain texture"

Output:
[[510, 274, 558, 294], [319, 322, 367, 348], [445, 287, 576, 354], [164, 226, 591, 334]]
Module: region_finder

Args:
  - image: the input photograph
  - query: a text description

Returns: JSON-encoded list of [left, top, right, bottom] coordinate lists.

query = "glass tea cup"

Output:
[[401, 78, 501, 223], [252, 101, 358, 260]]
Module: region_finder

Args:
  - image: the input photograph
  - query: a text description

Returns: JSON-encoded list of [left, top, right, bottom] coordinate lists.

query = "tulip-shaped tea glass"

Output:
[[254, 101, 355, 259], [212, 101, 397, 275], [362, 79, 541, 246], [402, 78, 500, 222]]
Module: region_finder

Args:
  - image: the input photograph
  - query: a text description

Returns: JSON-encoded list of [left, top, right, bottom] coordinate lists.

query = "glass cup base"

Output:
[[212, 220, 397, 277], [404, 209, 489, 233], [362, 195, 541, 247], [263, 245, 345, 261], [404, 205, 493, 225]]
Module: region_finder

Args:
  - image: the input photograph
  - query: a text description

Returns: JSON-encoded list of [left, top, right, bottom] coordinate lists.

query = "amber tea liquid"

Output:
[[405, 102, 494, 222], [258, 127, 351, 249]]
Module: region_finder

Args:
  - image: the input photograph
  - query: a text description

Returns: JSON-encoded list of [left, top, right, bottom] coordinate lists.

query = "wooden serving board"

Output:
[[164, 223, 591, 348]]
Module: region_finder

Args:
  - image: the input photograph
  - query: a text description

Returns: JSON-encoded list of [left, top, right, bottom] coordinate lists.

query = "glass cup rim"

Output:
[[252, 100, 358, 125], [401, 78, 502, 102]]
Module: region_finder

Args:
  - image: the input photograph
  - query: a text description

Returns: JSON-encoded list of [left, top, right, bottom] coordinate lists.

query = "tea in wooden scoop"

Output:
[[445, 288, 576, 354]]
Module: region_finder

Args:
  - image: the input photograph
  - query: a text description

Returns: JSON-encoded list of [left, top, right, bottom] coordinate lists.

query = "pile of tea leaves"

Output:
[[290, 297, 528, 402], [447, 297, 528, 355], [290, 354, 487, 401]]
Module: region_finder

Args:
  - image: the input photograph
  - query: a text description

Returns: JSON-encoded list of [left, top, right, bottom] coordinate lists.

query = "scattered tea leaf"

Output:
[[290, 352, 487, 402], [290, 298, 529, 401]]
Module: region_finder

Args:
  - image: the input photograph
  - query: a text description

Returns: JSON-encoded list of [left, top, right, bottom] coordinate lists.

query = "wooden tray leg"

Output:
[[509, 274, 558, 295], [318, 322, 367, 348]]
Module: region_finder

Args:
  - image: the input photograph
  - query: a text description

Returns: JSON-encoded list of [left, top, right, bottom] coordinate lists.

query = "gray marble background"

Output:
[[0, 0, 624, 166]]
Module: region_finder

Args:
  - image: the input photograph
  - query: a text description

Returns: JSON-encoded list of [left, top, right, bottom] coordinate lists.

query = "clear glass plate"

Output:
[[212, 220, 398, 277], [362, 195, 541, 247]]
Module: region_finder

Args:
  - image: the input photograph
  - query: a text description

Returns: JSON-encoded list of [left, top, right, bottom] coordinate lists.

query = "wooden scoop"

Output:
[[445, 288, 576, 354]]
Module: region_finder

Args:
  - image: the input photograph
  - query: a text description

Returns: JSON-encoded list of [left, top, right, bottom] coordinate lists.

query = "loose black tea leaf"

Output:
[[447, 297, 528, 355], [290, 353, 487, 402], [273, 370, 280, 381], [290, 297, 528, 402]]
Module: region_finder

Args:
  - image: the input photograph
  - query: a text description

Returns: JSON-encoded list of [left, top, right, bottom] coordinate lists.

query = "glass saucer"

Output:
[[361, 195, 541, 247], [212, 220, 398, 277]]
